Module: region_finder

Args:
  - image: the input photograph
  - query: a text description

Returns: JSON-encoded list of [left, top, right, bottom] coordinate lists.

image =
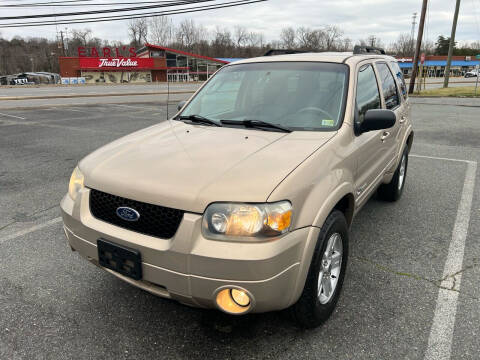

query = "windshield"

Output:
[[180, 62, 349, 131]]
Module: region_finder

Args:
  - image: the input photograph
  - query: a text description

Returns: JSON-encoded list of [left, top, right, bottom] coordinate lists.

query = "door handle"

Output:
[[381, 131, 391, 142], [399, 116, 407, 124]]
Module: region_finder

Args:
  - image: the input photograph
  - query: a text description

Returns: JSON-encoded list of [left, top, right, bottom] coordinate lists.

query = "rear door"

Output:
[[374, 61, 402, 170], [390, 61, 410, 154]]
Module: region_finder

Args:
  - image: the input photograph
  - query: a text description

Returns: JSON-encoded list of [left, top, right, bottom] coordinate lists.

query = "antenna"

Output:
[[166, 69, 170, 120]]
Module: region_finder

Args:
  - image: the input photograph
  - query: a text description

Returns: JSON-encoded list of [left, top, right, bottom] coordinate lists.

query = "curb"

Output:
[[0, 90, 195, 101], [0, 100, 181, 111]]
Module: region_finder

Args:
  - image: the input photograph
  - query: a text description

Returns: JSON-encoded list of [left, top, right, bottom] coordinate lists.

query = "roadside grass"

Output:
[[411, 86, 480, 97]]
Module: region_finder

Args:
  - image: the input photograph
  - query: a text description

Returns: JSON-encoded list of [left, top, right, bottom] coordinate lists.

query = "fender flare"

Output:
[[288, 183, 355, 306]]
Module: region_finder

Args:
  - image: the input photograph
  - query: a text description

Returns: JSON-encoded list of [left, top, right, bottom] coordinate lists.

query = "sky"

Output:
[[0, 0, 479, 46]]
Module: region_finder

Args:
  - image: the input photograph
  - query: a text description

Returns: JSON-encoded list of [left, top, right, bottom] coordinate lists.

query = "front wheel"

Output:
[[290, 210, 349, 328], [378, 147, 409, 202]]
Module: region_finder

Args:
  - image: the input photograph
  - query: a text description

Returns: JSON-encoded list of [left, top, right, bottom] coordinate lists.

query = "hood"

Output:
[[80, 121, 335, 213]]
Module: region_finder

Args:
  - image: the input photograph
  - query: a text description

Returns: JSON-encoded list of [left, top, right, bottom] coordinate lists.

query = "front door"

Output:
[[352, 63, 390, 208]]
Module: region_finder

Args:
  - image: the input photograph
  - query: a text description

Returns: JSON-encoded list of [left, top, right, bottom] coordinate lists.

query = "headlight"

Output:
[[68, 166, 84, 201], [202, 201, 292, 241]]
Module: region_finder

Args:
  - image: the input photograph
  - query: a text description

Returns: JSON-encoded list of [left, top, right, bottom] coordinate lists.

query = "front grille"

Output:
[[89, 189, 184, 239]]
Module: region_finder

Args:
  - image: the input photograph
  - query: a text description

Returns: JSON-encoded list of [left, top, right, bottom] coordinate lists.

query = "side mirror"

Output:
[[358, 109, 396, 133], [177, 100, 187, 111]]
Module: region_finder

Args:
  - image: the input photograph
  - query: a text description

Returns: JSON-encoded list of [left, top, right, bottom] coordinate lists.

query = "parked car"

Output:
[[465, 70, 478, 78], [61, 48, 413, 328]]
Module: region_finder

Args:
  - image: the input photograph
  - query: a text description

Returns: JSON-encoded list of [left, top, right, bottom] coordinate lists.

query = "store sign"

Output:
[[77, 46, 137, 58], [99, 58, 138, 68], [79, 57, 155, 70]]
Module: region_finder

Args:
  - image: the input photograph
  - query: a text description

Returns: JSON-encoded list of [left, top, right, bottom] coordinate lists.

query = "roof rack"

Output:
[[263, 49, 308, 56], [353, 45, 386, 55]]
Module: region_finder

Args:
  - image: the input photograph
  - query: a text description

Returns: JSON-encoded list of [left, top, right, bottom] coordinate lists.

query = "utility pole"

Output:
[[408, 0, 428, 94], [59, 30, 66, 57], [443, 0, 461, 88], [411, 12, 418, 54]]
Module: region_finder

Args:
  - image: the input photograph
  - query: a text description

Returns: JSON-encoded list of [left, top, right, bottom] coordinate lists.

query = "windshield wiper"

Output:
[[177, 114, 222, 127], [221, 119, 292, 133]]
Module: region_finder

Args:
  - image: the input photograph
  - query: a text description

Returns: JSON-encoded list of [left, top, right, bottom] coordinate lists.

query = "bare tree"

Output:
[[244, 32, 260, 47], [71, 29, 92, 47], [389, 33, 414, 56], [338, 37, 352, 52], [149, 16, 175, 46], [280, 27, 296, 49], [234, 25, 248, 47], [296, 27, 322, 50], [128, 18, 148, 49], [421, 39, 435, 55], [176, 19, 202, 49], [322, 25, 343, 51], [211, 26, 234, 56]]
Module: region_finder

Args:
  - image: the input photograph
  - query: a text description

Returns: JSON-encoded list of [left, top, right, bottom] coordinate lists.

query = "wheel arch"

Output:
[[288, 185, 355, 307], [406, 130, 414, 153]]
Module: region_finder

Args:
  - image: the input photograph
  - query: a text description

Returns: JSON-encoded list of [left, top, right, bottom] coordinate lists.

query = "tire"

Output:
[[378, 146, 409, 202], [290, 210, 349, 328]]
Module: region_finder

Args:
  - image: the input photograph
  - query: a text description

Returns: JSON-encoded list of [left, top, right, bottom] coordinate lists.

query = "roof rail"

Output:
[[263, 49, 308, 56], [353, 45, 386, 55]]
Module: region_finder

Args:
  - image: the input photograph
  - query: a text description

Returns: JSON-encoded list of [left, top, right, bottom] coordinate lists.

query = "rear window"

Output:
[[390, 61, 407, 100], [376, 63, 400, 110]]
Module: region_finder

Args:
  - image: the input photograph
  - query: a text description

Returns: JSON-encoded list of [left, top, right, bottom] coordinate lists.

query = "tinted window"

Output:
[[376, 63, 400, 110], [356, 64, 381, 124], [390, 61, 407, 100]]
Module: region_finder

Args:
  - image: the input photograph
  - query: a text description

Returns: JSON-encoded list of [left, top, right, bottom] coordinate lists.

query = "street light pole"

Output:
[[408, 0, 428, 94], [443, 0, 461, 88]]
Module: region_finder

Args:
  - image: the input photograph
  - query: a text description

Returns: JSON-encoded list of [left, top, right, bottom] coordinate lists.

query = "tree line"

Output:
[[1, 17, 479, 75]]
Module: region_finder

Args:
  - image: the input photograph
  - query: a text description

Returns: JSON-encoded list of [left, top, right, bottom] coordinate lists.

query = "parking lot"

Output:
[[0, 98, 479, 359]]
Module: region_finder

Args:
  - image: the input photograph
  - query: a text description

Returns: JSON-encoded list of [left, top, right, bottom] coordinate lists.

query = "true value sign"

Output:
[[99, 58, 138, 68], [79, 57, 155, 70]]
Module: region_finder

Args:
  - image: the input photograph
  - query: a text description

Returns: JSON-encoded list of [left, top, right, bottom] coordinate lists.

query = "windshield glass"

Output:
[[180, 62, 349, 131]]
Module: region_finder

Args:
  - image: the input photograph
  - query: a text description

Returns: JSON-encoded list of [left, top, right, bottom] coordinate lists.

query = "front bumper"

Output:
[[61, 189, 319, 313]]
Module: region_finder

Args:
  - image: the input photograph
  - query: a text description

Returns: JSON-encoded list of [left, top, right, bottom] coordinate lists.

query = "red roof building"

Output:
[[59, 43, 229, 84]]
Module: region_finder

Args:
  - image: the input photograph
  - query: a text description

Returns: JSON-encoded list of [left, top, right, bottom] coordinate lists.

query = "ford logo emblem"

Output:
[[116, 207, 140, 222]]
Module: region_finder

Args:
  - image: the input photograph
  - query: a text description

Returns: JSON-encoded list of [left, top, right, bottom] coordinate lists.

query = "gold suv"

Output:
[[61, 48, 413, 328]]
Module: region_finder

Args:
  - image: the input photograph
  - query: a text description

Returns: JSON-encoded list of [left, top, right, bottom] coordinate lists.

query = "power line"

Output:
[[0, 0, 267, 28], [0, 0, 213, 20], [0, 0, 183, 7]]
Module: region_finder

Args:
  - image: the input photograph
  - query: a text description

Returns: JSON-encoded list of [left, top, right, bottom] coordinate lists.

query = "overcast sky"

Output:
[[1, 0, 479, 46]]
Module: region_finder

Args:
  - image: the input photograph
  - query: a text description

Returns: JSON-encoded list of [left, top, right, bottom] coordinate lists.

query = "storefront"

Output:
[[59, 44, 230, 84], [396, 55, 480, 78], [136, 44, 229, 82]]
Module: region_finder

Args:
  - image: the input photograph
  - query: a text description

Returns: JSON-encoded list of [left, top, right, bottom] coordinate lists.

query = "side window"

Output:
[[376, 63, 400, 110], [390, 61, 407, 100], [356, 64, 381, 125]]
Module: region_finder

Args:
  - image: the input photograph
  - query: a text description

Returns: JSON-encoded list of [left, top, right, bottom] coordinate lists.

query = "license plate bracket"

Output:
[[97, 239, 142, 280]]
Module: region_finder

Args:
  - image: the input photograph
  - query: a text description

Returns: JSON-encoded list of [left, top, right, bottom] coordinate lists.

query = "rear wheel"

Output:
[[378, 146, 408, 202], [290, 210, 349, 328]]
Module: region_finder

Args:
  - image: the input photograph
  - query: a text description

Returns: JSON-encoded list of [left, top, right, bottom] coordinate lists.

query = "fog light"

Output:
[[215, 288, 252, 315], [230, 289, 250, 307]]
